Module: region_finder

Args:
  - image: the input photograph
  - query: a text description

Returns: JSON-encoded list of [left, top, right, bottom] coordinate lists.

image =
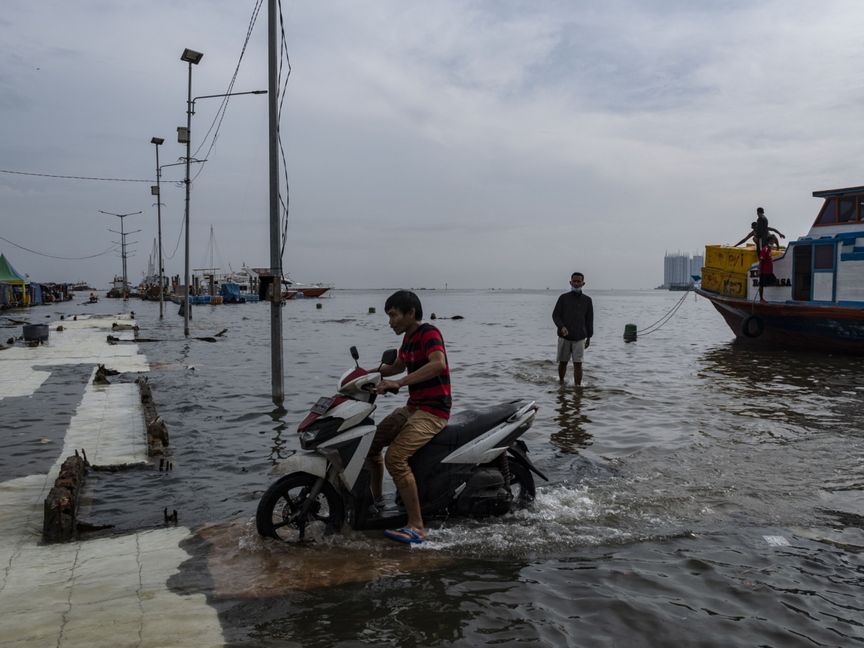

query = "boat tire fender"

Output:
[[741, 315, 764, 338]]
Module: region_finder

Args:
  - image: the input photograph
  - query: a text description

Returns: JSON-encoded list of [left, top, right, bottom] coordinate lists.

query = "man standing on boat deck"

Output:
[[553, 272, 594, 386], [368, 290, 451, 545], [735, 207, 785, 249]]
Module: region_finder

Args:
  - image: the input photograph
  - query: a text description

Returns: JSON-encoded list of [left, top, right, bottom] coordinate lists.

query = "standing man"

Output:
[[369, 290, 451, 545], [553, 272, 594, 386], [735, 207, 785, 249]]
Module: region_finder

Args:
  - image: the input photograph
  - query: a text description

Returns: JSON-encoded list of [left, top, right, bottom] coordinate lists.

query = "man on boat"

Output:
[[553, 272, 594, 386], [735, 207, 785, 249], [368, 290, 452, 545]]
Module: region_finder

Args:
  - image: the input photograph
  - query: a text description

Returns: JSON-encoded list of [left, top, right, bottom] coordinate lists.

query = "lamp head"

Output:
[[151, 137, 165, 145], [181, 48, 203, 64]]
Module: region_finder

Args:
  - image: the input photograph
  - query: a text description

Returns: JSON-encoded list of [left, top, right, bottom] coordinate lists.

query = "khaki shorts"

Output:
[[557, 337, 585, 363], [367, 406, 447, 490]]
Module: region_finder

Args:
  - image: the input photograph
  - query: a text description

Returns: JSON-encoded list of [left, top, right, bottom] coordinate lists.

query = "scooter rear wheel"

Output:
[[508, 458, 536, 508], [256, 473, 344, 542]]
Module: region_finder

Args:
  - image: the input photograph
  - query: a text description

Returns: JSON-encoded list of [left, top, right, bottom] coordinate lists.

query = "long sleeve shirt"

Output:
[[552, 292, 594, 342]]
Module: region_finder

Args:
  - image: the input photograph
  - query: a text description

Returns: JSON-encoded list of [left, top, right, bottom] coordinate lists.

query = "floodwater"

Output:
[[5, 289, 864, 647]]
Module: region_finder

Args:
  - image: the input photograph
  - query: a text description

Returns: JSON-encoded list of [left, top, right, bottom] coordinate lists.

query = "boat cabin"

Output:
[[746, 185, 864, 305]]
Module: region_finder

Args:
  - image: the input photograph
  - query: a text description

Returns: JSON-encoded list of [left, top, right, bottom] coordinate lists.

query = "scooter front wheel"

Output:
[[256, 473, 344, 543]]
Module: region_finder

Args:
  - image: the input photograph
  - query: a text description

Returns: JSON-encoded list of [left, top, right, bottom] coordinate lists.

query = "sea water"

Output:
[[4, 289, 862, 647]]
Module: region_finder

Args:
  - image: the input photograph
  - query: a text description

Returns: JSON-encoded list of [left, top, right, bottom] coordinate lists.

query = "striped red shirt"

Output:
[[399, 323, 451, 419]]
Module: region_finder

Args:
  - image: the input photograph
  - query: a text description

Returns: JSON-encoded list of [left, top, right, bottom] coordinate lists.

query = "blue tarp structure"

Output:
[[219, 282, 246, 303]]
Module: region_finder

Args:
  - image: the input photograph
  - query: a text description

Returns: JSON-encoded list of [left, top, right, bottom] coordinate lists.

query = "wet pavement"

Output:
[[0, 314, 223, 647]]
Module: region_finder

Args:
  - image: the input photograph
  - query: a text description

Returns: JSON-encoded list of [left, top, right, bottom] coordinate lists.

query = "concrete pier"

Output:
[[0, 315, 224, 647]]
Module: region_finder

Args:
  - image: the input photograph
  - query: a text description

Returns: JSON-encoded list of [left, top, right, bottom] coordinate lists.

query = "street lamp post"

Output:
[[177, 48, 266, 337], [179, 47, 203, 337], [150, 137, 165, 319]]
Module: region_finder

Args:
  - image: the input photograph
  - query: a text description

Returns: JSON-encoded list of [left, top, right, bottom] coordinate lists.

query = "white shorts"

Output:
[[557, 338, 585, 363]]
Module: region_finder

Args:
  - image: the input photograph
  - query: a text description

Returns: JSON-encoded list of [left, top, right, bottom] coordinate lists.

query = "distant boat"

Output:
[[106, 275, 126, 299], [249, 267, 333, 299], [70, 281, 94, 292], [696, 183, 864, 352], [140, 238, 166, 301], [282, 276, 333, 298]]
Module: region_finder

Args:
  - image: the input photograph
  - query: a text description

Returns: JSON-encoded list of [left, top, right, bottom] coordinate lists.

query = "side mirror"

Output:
[[381, 349, 397, 366], [350, 346, 359, 361]]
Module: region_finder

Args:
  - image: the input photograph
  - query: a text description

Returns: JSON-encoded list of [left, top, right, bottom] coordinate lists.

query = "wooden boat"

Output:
[[696, 184, 864, 352]]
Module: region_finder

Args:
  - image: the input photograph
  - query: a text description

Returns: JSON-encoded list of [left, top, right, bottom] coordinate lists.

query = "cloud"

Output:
[[3, 0, 864, 288]]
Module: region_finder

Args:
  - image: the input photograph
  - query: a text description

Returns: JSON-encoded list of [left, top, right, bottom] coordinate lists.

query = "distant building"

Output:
[[691, 254, 703, 280], [664, 252, 702, 290]]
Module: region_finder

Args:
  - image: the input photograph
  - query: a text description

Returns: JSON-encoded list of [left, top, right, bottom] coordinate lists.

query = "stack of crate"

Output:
[[701, 245, 757, 298]]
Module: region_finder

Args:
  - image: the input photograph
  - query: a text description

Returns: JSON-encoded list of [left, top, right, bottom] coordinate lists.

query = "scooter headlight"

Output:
[[298, 417, 345, 450], [300, 429, 317, 446]]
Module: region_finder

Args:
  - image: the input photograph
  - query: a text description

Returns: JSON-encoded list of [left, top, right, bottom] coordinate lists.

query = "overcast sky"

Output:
[[3, 0, 864, 290]]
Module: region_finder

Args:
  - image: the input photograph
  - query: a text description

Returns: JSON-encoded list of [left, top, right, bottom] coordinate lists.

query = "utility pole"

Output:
[[101, 210, 142, 299], [268, 0, 285, 407], [151, 137, 165, 319]]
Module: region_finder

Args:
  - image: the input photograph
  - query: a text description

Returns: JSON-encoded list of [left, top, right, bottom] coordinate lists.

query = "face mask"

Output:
[[571, 287, 582, 294]]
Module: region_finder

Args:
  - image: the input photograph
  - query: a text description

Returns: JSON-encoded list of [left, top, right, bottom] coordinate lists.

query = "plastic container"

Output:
[[700, 267, 749, 298], [22, 323, 49, 342], [704, 245, 757, 273]]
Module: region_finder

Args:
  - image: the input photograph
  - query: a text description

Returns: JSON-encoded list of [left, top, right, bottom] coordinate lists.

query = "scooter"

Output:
[[256, 346, 548, 542]]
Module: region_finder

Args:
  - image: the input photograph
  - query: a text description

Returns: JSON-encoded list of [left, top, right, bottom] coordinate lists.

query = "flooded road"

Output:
[[5, 289, 863, 646]]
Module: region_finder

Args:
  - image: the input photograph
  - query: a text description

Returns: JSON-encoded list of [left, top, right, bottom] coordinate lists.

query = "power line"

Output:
[[0, 169, 152, 183], [190, 0, 265, 183], [0, 235, 119, 260], [162, 211, 186, 260]]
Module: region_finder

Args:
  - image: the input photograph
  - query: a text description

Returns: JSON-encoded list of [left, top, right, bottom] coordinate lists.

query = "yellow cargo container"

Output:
[[704, 245, 757, 273], [700, 266, 749, 298]]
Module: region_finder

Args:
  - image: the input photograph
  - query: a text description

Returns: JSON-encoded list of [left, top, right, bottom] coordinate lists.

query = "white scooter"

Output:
[[256, 347, 547, 542]]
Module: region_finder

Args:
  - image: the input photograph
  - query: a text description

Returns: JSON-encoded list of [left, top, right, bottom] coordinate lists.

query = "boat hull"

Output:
[[696, 288, 864, 353], [295, 287, 330, 298]]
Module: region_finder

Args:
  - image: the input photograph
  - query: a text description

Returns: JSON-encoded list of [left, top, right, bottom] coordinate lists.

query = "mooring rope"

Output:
[[636, 289, 692, 337]]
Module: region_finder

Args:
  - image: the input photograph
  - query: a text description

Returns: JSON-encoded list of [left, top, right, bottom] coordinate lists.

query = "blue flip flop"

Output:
[[384, 527, 424, 545]]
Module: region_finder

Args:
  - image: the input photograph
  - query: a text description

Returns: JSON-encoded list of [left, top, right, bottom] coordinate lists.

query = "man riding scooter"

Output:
[[368, 290, 451, 545]]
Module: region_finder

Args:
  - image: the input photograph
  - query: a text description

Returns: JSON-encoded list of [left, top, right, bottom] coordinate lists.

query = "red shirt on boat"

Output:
[[758, 246, 774, 275]]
